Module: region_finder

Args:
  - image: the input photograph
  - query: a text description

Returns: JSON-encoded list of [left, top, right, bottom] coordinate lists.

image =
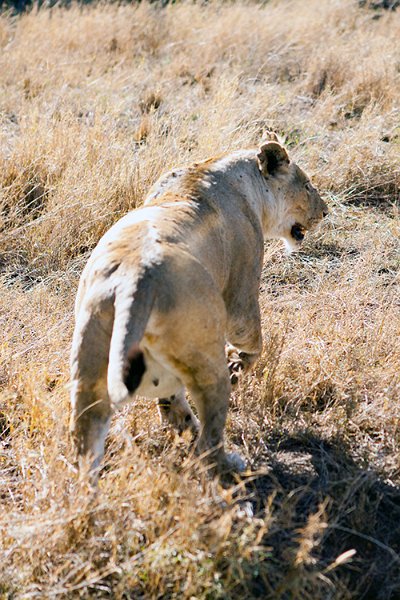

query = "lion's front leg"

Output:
[[226, 299, 263, 385]]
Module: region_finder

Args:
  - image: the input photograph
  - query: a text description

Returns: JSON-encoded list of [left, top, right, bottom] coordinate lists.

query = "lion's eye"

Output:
[[305, 182, 313, 192]]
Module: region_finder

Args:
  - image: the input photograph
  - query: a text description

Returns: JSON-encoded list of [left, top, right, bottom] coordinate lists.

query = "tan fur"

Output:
[[70, 136, 328, 478]]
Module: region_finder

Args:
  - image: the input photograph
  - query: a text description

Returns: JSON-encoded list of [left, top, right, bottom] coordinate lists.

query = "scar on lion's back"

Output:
[[183, 155, 226, 194], [148, 154, 226, 204], [147, 191, 188, 206], [105, 222, 146, 265]]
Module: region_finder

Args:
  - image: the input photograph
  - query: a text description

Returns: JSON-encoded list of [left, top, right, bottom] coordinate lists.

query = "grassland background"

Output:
[[0, 1, 399, 598]]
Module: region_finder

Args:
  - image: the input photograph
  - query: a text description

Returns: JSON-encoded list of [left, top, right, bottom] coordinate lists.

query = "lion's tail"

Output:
[[107, 276, 155, 406]]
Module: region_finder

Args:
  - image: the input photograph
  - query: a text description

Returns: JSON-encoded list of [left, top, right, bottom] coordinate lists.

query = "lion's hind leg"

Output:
[[190, 369, 246, 473], [178, 350, 246, 473], [70, 300, 114, 480]]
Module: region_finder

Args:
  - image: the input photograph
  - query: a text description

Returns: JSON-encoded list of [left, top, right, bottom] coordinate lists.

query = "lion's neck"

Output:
[[206, 152, 283, 239], [199, 151, 266, 223]]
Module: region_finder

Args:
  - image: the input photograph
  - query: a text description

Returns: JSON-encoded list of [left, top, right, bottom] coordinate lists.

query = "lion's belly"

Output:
[[134, 351, 182, 399]]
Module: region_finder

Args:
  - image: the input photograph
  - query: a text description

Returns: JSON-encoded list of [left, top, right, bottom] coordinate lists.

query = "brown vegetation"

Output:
[[0, 1, 399, 598]]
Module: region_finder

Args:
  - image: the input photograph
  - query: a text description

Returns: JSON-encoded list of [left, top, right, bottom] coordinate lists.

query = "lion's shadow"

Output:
[[236, 431, 400, 600]]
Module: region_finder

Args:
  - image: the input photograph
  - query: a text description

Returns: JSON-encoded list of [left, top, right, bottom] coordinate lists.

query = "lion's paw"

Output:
[[226, 345, 245, 386], [220, 452, 247, 473]]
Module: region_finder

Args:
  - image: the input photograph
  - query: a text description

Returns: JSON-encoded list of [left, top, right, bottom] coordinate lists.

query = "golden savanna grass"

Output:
[[0, 1, 399, 597]]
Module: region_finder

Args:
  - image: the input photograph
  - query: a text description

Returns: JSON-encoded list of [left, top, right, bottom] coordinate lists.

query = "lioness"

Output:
[[70, 134, 328, 476]]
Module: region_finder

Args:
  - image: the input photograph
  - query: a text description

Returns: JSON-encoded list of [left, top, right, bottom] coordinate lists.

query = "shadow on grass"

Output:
[[237, 432, 400, 600]]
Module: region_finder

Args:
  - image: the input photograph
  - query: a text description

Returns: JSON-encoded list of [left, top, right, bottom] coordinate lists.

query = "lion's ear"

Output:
[[257, 141, 290, 177], [263, 130, 280, 143]]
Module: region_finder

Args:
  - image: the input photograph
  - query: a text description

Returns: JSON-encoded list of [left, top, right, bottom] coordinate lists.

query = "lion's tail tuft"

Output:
[[123, 343, 146, 393]]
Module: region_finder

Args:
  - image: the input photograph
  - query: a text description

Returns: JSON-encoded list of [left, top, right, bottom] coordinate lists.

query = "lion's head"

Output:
[[257, 137, 328, 251]]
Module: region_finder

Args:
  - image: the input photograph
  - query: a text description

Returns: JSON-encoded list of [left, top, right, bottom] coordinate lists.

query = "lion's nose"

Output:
[[323, 210, 328, 218]]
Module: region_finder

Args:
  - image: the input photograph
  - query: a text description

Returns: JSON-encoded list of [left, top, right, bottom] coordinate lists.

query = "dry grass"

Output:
[[0, 1, 399, 598]]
